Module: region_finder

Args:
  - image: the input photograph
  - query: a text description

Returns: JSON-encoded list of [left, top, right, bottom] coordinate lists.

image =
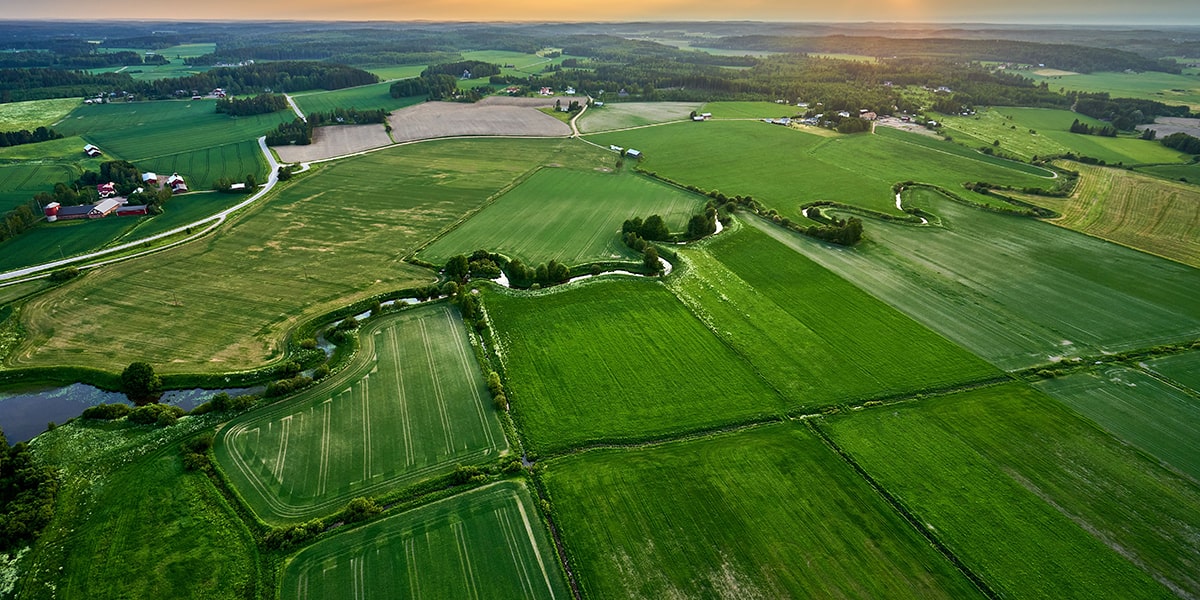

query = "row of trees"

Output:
[[265, 118, 313, 145], [1161, 132, 1200, 154], [215, 93, 289, 116], [1069, 118, 1117, 137], [0, 126, 62, 148], [309, 107, 389, 126], [1072, 94, 1191, 131], [0, 430, 58, 553], [390, 74, 459, 100]]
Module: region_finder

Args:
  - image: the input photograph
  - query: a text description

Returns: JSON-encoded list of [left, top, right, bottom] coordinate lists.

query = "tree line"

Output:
[[1069, 118, 1116, 137], [0, 126, 62, 148], [0, 429, 58, 554], [215, 93, 289, 116], [1160, 132, 1200, 154]]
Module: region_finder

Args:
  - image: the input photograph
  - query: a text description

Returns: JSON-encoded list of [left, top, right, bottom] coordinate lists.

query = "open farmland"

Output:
[[1035, 366, 1200, 481], [387, 97, 569, 143], [274, 124, 393, 164], [0, 162, 77, 211], [280, 482, 566, 600], [11, 138, 570, 373], [1138, 162, 1200, 183], [1027, 70, 1200, 110], [291, 82, 427, 116], [1146, 350, 1200, 394], [484, 278, 784, 454], [0, 216, 144, 272], [588, 120, 1053, 216], [698, 101, 797, 118], [138, 139, 267, 190], [823, 382, 1200, 599], [668, 227, 997, 410], [576, 102, 700, 132], [419, 168, 703, 268], [216, 304, 505, 523], [542, 422, 983, 599], [0, 97, 81, 130], [749, 188, 1200, 370]]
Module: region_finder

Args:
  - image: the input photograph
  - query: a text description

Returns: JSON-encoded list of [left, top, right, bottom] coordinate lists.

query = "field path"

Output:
[[284, 95, 307, 122]]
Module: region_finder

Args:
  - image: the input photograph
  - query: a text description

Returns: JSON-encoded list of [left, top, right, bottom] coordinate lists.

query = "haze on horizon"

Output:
[[5, 0, 1199, 25]]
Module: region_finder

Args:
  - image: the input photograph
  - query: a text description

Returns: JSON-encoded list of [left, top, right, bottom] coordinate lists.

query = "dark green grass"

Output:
[[1137, 163, 1200, 184], [279, 481, 567, 600], [485, 278, 784, 455], [824, 382, 1200, 599], [1146, 350, 1200, 394], [749, 189, 1200, 371], [0, 162, 77, 212], [669, 227, 998, 410], [1035, 365, 1200, 481], [135, 140, 266, 191], [292, 82, 427, 115], [542, 422, 984, 599], [419, 168, 704, 268], [0, 216, 143, 271]]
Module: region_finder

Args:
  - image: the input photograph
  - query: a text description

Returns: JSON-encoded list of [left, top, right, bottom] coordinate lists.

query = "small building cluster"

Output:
[[44, 195, 147, 222], [83, 144, 102, 157], [142, 172, 188, 194], [692, 112, 713, 122]]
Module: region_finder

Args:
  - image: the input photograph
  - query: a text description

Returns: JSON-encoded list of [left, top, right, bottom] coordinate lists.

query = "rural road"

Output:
[[284, 95, 307, 121]]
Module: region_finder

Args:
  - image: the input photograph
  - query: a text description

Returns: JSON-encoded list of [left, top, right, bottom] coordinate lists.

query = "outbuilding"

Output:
[[83, 144, 102, 157], [625, 149, 642, 159]]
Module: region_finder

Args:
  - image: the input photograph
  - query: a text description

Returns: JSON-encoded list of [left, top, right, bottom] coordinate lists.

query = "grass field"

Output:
[[1012, 162, 1200, 267], [824, 382, 1200, 599], [1035, 366, 1200, 481], [12, 138, 572, 373], [1137, 162, 1200, 183], [279, 481, 567, 600], [292, 82, 428, 115], [668, 227, 998, 410], [587, 120, 1053, 216], [1027, 70, 1200, 110], [137, 139, 267, 191], [216, 304, 506, 523], [542, 422, 983, 599], [577, 102, 701, 132], [0, 162, 78, 211], [0, 216, 144, 272], [1145, 350, 1200, 394], [419, 168, 704, 268], [0, 98, 81, 130], [362, 65, 426, 80], [697, 101, 797, 118], [484, 278, 784, 454], [749, 189, 1200, 370]]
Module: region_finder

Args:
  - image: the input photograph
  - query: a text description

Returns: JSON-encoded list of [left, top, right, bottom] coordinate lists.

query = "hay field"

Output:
[[577, 102, 701, 132], [387, 98, 569, 143], [274, 124, 393, 163], [0, 98, 81, 130]]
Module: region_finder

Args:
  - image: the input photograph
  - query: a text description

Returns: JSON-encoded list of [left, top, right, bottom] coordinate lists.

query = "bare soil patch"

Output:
[[273, 124, 392, 163], [1137, 116, 1200, 138], [387, 99, 570, 143], [876, 116, 942, 138]]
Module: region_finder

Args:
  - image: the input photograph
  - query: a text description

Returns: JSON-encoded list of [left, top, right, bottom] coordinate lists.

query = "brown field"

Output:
[[274, 124, 393, 163], [1136, 117, 1200, 138], [387, 97, 570, 143]]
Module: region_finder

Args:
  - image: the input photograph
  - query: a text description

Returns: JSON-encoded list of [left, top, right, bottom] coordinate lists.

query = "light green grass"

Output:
[[0, 279, 51, 306], [748, 188, 1200, 371], [1137, 162, 1200, 183], [1035, 365, 1200, 481], [157, 43, 216, 59], [667, 226, 998, 410], [485, 278, 784, 455], [1027, 70, 1200, 110], [543, 422, 983, 599], [216, 304, 506, 523], [698, 101, 796, 119], [292, 82, 427, 115], [13, 138, 568, 374], [363, 65, 426, 80], [279, 481, 566, 600], [824, 382, 1200, 599], [420, 168, 704, 268], [136, 139, 267, 191], [1145, 350, 1200, 394], [577, 102, 700, 132], [0, 216, 144, 272], [810, 52, 878, 62], [0, 98, 81, 130], [0, 162, 77, 211]]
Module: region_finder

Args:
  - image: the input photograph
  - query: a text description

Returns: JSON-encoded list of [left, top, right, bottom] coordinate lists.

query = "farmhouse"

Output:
[[142, 172, 159, 185], [96, 182, 116, 198], [55, 198, 122, 221], [83, 144, 102, 157], [166, 173, 188, 193]]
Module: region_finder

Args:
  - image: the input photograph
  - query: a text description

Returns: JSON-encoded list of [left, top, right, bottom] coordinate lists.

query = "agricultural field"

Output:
[[279, 482, 567, 600], [697, 101, 796, 118], [823, 382, 1200, 599], [1034, 365, 1200, 481], [387, 97, 569, 143], [419, 168, 703, 268], [1137, 162, 1200, 183], [216, 304, 506, 523], [138, 139, 268, 191], [484, 278, 785, 454], [0, 216, 144, 272], [668, 227, 998, 410], [10, 138, 572, 373], [588, 120, 1053, 216], [1011, 162, 1200, 267], [0, 97, 81, 130], [542, 422, 983, 599], [362, 65, 426, 80], [1026, 70, 1200, 110], [0, 162, 77, 211], [274, 124, 393, 164], [576, 102, 701, 132], [291, 82, 427, 115], [750, 188, 1200, 370], [1145, 350, 1200, 394], [461, 50, 567, 75]]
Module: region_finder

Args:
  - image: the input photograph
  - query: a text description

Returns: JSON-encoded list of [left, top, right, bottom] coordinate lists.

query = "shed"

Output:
[[625, 149, 642, 159], [83, 144, 102, 157]]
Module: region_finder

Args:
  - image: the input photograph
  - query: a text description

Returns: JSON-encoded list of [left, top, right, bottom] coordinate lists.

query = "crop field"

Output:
[[1138, 162, 1200, 183], [484, 279, 784, 454], [460, 50, 568, 76], [823, 382, 1200, 599], [1013, 162, 1200, 267], [0, 216, 143, 272], [387, 98, 569, 143], [138, 139, 268, 190], [1145, 350, 1200, 394], [1034, 366, 1200, 481], [542, 422, 983, 599], [0, 97, 81, 130], [419, 168, 703, 267], [697, 101, 796, 118], [668, 227, 998, 410], [274, 124, 393, 164], [363, 65, 426, 80], [588, 120, 1053, 216], [1026, 70, 1200, 110], [291, 82, 427, 115], [216, 304, 506, 522], [11, 138, 572, 373], [280, 482, 567, 600], [0, 162, 77, 211], [576, 102, 700, 132], [750, 189, 1200, 371]]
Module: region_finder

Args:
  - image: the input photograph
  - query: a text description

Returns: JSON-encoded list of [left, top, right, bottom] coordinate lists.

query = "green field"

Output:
[[292, 82, 428, 115], [1145, 350, 1200, 394], [0, 215, 144, 272], [419, 168, 704, 268], [1137, 162, 1200, 183], [588, 120, 1053, 216], [749, 188, 1200, 370], [216, 304, 506, 522], [697, 101, 797, 118], [668, 226, 998, 409], [13, 138, 571, 373], [1035, 365, 1200, 481], [136, 139, 267, 191], [0, 162, 77, 211], [542, 422, 983, 599], [1027, 70, 1200, 110], [577, 102, 701, 132], [363, 65, 426, 80], [0, 97, 81, 130], [824, 382, 1200, 599], [485, 278, 784, 454], [280, 481, 567, 600]]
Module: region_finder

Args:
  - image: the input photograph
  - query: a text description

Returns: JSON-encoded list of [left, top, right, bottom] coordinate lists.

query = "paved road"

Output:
[[284, 95, 307, 122]]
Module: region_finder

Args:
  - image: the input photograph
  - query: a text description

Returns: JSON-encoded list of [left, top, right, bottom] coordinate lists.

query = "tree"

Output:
[[643, 246, 662, 274], [121, 362, 162, 405], [639, 214, 670, 241], [444, 254, 470, 282]]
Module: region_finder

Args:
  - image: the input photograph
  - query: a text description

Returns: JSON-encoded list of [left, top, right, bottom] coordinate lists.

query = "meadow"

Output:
[[279, 481, 567, 600], [362, 65, 426, 80], [668, 227, 998, 410], [1035, 365, 1200, 481], [751, 188, 1200, 371], [216, 304, 506, 523], [0, 162, 77, 212], [139, 139, 267, 191], [484, 278, 785, 455], [542, 422, 983, 599], [11, 138, 573, 373], [1145, 350, 1200, 394], [0, 98, 81, 130], [576, 102, 700, 133], [0, 216, 143, 272], [419, 168, 704, 268], [823, 382, 1200, 599], [1138, 162, 1200, 183], [291, 82, 427, 116], [1026, 70, 1200, 110], [588, 120, 1053, 217], [697, 101, 796, 118]]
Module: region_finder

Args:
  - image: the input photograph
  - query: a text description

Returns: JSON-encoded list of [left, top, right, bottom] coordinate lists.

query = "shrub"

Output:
[[81, 403, 131, 420], [128, 403, 184, 427]]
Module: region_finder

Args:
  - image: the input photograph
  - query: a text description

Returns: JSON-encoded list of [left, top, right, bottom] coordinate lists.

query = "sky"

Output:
[[5, 0, 1200, 24]]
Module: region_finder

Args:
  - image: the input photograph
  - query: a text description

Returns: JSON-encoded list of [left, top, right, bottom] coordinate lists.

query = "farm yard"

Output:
[[215, 304, 506, 523], [274, 124, 393, 163], [387, 97, 570, 143], [279, 482, 566, 600]]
